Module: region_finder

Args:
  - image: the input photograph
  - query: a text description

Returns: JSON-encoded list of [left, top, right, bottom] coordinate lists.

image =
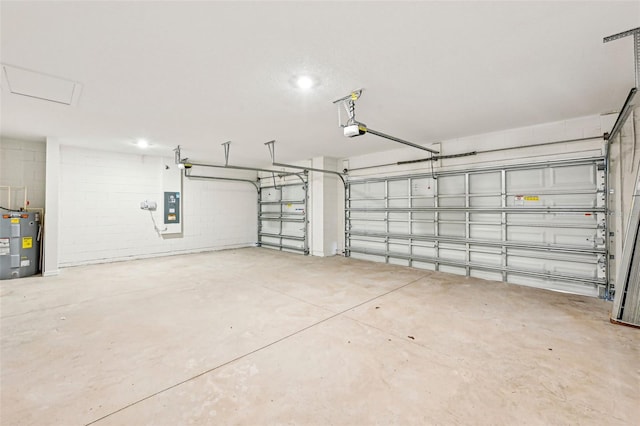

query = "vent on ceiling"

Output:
[[2, 64, 81, 106]]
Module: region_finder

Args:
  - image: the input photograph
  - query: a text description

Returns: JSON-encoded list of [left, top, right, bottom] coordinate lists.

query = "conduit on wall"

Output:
[[344, 135, 606, 173]]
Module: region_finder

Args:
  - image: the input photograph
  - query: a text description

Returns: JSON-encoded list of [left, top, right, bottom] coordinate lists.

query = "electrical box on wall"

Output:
[[164, 192, 180, 224], [161, 160, 183, 236]]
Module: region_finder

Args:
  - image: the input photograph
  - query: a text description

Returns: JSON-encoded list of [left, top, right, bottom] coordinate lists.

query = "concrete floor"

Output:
[[1, 248, 638, 425]]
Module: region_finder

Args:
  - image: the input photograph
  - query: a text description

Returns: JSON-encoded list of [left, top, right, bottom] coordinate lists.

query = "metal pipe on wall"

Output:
[[346, 156, 606, 184], [184, 172, 260, 191], [345, 135, 606, 173], [264, 140, 347, 186]]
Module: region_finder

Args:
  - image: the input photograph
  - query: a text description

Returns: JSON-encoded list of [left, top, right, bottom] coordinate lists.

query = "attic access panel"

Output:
[[2, 65, 81, 105]]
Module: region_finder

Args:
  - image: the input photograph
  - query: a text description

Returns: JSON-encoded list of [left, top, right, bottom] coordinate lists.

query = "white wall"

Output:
[[57, 146, 257, 267], [0, 138, 46, 209], [43, 138, 61, 276], [311, 157, 340, 256]]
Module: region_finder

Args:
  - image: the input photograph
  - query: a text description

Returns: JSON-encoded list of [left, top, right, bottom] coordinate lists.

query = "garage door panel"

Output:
[[506, 212, 597, 227], [439, 265, 466, 275], [470, 269, 503, 281], [261, 190, 281, 202], [411, 178, 435, 196], [550, 165, 596, 189], [411, 198, 435, 208], [469, 172, 500, 194], [470, 196, 501, 207], [440, 212, 465, 221], [507, 169, 544, 191], [412, 260, 436, 271], [350, 219, 385, 233], [389, 212, 408, 221], [351, 239, 384, 252], [507, 274, 598, 297], [470, 251, 501, 267], [470, 224, 502, 240], [389, 180, 408, 196], [389, 222, 410, 234], [439, 197, 465, 207], [412, 211, 435, 220], [507, 255, 598, 278], [350, 211, 385, 221], [351, 252, 386, 263], [389, 242, 409, 254], [506, 194, 597, 208], [282, 185, 305, 200], [389, 258, 410, 266], [506, 226, 596, 247], [412, 244, 436, 258], [470, 212, 501, 222], [261, 221, 281, 234], [411, 221, 435, 235], [551, 228, 597, 247], [439, 223, 465, 237], [506, 228, 545, 243], [351, 199, 385, 209], [438, 176, 465, 194], [281, 222, 304, 236], [389, 199, 409, 208]]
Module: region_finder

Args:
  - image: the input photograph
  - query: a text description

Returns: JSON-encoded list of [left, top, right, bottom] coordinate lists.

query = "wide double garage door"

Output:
[[346, 158, 607, 297]]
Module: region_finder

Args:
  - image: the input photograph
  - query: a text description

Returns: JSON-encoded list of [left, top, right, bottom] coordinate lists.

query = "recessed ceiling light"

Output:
[[136, 139, 149, 148], [296, 75, 315, 90]]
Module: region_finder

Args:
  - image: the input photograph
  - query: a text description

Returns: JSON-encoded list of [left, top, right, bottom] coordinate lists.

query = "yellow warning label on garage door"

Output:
[[22, 237, 33, 249], [524, 196, 539, 201]]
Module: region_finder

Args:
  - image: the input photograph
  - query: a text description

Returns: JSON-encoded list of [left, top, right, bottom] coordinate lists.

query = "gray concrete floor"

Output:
[[1, 247, 638, 425]]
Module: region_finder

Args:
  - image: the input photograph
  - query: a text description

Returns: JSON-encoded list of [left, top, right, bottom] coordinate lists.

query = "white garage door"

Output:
[[346, 157, 607, 297], [259, 180, 308, 254]]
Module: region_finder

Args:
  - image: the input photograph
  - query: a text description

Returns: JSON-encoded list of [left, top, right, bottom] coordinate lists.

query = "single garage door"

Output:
[[259, 179, 308, 254]]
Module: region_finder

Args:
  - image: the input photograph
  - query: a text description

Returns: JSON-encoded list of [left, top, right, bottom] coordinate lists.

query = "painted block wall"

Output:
[[58, 146, 257, 267], [311, 157, 339, 256], [0, 138, 46, 209]]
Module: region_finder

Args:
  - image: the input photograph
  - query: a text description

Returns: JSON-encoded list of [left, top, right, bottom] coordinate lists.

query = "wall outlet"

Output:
[[140, 200, 157, 211]]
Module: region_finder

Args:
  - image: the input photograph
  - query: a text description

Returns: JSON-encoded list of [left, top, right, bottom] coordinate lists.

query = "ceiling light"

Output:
[[136, 139, 149, 148], [296, 75, 315, 90]]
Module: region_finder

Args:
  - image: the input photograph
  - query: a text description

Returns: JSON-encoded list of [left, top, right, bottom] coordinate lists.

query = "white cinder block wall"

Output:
[[0, 138, 46, 209], [58, 146, 257, 267]]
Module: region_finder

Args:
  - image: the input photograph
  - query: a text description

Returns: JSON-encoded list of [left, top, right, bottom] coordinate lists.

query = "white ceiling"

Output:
[[1, 1, 638, 165]]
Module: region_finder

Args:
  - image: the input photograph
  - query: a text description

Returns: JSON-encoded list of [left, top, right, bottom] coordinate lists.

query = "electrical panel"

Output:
[[164, 192, 180, 224]]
